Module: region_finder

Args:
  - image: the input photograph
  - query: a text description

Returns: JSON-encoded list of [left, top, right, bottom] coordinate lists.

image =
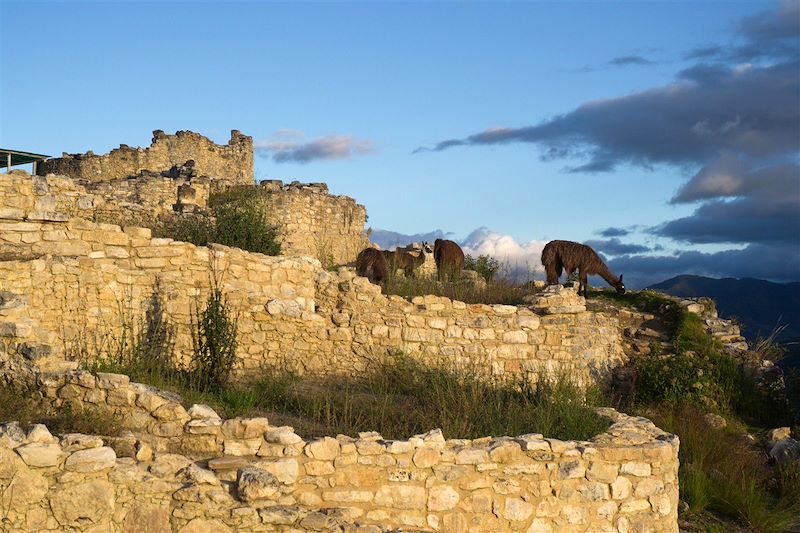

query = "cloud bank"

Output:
[[256, 129, 375, 163]]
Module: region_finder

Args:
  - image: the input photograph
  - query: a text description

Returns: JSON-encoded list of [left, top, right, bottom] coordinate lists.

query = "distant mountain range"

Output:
[[648, 275, 800, 346]]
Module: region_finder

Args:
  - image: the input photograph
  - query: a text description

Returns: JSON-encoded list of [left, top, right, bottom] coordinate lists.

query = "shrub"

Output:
[[647, 406, 800, 533], [465, 254, 501, 282], [152, 186, 280, 256], [190, 284, 239, 391]]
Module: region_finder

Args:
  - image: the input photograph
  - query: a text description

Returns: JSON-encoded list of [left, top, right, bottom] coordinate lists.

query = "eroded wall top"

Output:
[[38, 130, 253, 188]]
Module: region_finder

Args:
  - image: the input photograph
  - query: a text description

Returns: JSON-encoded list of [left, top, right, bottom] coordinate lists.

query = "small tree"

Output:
[[465, 254, 501, 282]]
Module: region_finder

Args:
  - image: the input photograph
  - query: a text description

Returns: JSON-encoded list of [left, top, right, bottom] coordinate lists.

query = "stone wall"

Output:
[[0, 169, 209, 232], [0, 210, 623, 387], [257, 180, 370, 266], [38, 130, 253, 190], [0, 367, 679, 532], [6, 169, 370, 266]]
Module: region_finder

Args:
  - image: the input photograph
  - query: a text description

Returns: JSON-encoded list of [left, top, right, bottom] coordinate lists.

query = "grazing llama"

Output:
[[356, 247, 388, 286], [382, 242, 431, 278], [541, 240, 625, 297], [433, 239, 465, 281]]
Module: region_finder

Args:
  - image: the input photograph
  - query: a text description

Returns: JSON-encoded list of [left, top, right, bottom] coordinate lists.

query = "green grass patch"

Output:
[[98, 353, 610, 441], [384, 274, 539, 305], [646, 406, 800, 533]]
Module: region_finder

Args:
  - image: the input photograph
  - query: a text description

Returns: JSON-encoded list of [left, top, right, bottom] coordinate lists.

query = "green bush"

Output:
[[153, 186, 280, 256], [464, 254, 501, 282], [190, 285, 239, 391]]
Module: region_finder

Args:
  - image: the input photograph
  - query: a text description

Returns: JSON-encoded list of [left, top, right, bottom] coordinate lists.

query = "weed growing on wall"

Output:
[[190, 280, 239, 391]]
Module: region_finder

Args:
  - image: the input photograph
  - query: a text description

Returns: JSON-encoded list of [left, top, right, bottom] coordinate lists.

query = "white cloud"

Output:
[[461, 227, 547, 280]]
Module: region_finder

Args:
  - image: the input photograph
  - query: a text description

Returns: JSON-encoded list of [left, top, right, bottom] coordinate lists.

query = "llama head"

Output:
[[422, 241, 433, 254], [615, 274, 625, 294]]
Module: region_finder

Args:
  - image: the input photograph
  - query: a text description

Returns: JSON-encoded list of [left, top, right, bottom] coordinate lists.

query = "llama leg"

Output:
[[545, 264, 558, 285], [579, 271, 588, 297]]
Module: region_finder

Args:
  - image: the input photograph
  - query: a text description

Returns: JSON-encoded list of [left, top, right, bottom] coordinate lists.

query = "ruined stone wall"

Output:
[[257, 180, 370, 266], [0, 368, 679, 533], [0, 170, 209, 231], [0, 216, 623, 388], [38, 130, 253, 189], [6, 170, 370, 266]]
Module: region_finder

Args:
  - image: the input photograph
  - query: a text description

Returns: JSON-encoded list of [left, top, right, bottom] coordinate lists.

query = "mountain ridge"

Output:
[[647, 274, 800, 345]]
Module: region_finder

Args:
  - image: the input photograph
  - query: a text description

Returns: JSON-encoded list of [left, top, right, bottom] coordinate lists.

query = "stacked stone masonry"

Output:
[[0, 171, 679, 531], [37, 130, 253, 190], [0, 368, 679, 532], [0, 206, 623, 387], [10, 164, 370, 265], [256, 180, 370, 267]]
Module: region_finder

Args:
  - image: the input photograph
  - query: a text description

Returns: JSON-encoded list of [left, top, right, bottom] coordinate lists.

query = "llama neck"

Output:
[[415, 251, 426, 267], [596, 263, 620, 286]]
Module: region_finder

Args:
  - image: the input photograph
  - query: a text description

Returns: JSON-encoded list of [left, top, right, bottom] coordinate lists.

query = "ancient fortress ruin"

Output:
[[0, 131, 681, 532]]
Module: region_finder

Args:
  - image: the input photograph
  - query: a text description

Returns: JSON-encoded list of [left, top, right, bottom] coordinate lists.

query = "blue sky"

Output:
[[2, 1, 798, 287]]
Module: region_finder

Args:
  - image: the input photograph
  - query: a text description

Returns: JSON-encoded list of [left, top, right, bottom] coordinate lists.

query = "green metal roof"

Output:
[[0, 148, 50, 169]]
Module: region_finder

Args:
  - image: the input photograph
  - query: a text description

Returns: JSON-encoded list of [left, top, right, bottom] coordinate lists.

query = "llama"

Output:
[[540, 240, 625, 297], [382, 242, 431, 278], [356, 247, 388, 286], [433, 239, 465, 281]]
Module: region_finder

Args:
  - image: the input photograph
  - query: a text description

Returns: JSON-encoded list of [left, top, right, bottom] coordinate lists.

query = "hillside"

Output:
[[648, 275, 800, 345]]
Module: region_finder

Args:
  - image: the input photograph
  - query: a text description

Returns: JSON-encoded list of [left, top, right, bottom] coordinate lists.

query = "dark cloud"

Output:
[[256, 131, 375, 163], [683, 45, 724, 60], [583, 238, 651, 256], [597, 227, 631, 237], [415, 60, 800, 170], [734, 0, 800, 61], [608, 55, 656, 66], [661, 158, 800, 246], [608, 244, 800, 289], [654, 197, 800, 246], [671, 157, 799, 204]]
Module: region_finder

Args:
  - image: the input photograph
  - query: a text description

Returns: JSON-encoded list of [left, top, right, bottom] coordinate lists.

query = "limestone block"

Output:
[[15, 442, 63, 467], [305, 436, 340, 460], [122, 502, 170, 533], [149, 453, 192, 478], [455, 448, 490, 465], [427, 485, 460, 511], [322, 489, 374, 503], [224, 438, 262, 456], [254, 458, 300, 484], [49, 480, 115, 527], [264, 426, 303, 445], [374, 485, 427, 510], [237, 467, 281, 503], [504, 497, 534, 521], [64, 446, 117, 472], [178, 518, 233, 533], [26, 423, 56, 444], [620, 462, 651, 477], [587, 461, 619, 483]]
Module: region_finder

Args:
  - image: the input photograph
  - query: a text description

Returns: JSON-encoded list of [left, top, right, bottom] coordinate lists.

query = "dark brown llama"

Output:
[[540, 240, 625, 297], [356, 247, 388, 286], [434, 239, 465, 281], [382, 242, 430, 278]]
